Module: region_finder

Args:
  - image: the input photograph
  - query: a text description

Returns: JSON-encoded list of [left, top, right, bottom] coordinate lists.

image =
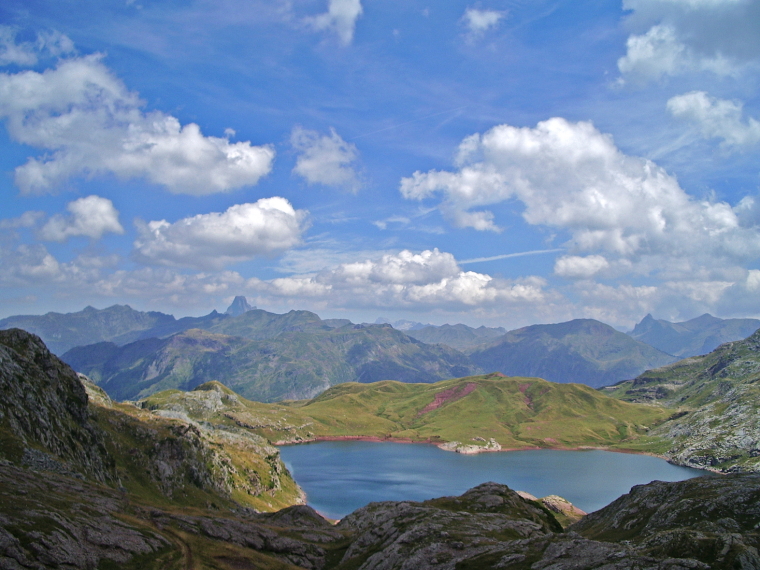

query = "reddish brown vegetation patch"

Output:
[[417, 383, 478, 416]]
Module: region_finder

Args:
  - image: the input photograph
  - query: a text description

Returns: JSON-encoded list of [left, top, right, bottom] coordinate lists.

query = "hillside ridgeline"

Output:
[[63, 322, 479, 402], [143, 373, 670, 453], [603, 328, 760, 472], [629, 313, 760, 358], [0, 328, 304, 514], [404, 323, 507, 351], [468, 319, 676, 388]]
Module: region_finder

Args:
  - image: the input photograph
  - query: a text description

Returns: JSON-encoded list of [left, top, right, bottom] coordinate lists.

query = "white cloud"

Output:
[[617, 24, 735, 82], [554, 255, 610, 279], [667, 91, 760, 147], [0, 27, 74, 67], [38, 195, 124, 242], [0, 244, 62, 283], [249, 248, 551, 309], [0, 211, 44, 230], [399, 118, 760, 269], [0, 54, 274, 195], [291, 126, 361, 192], [308, 0, 363, 46], [618, 0, 760, 83], [133, 197, 309, 270], [462, 8, 505, 35]]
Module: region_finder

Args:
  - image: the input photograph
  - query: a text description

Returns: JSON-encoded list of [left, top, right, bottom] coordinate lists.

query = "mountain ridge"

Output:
[[629, 312, 760, 358], [468, 318, 676, 388]]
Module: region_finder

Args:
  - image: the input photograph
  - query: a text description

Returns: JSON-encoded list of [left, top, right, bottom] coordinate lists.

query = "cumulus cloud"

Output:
[[461, 8, 505, 35], [0, 211, 44, 230], [667, 91, 760, 147], [38, 195, 124, 242], [617, 0, 760, 83], [249, 248, 550, 309], [399, 118, 760, 269], [291, 126, 361, 192], [133, 197, 309, 270], [0, 54, 274, 195], [0, 244, 62, 283], [554, 255, 610, 279], [0, 27, 74, 67], [617, 24, 734, 83], [308, 0, 363, 45]]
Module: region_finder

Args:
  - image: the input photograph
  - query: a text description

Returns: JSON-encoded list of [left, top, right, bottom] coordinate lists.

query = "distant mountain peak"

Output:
[[374, 317, 430, 331], [225, 296, 256, 316]]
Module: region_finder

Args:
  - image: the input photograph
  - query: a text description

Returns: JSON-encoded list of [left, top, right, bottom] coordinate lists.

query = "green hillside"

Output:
[[603, 328, 760, 472], [65, 325, 479, 402], [144, 373, 670, 452], [469, 319, 676, 388]]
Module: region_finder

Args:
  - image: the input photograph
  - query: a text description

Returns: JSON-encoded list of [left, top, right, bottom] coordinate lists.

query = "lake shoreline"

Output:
[[276, 434, 665, 458], [276, 435, 724, 475]]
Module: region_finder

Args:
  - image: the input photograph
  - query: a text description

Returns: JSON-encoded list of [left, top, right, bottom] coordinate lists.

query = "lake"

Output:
[[278, 441, 709, 519]]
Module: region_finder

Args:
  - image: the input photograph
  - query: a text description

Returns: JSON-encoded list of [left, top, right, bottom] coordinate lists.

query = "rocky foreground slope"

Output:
[[3, 328, 760, 569]]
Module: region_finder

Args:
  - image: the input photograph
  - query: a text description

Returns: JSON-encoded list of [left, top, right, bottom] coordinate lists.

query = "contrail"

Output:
[[459, 249, 563, 265], [350, 106, 469, 140]]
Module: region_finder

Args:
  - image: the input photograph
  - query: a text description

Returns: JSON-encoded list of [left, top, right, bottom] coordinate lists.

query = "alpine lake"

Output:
[[278, 441, 710, 520]]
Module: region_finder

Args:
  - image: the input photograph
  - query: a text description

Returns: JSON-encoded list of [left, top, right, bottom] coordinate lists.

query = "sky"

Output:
[[0, 0, 759, 330]]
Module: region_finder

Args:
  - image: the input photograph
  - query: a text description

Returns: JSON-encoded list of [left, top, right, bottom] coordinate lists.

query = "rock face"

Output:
[[606, 328, 760, 472], [225, 295, 256, 316], [0, 328, 304, 511], [330, 477, 760, 569], [572, 474, 760, 569], [0, 328, 114, 482]]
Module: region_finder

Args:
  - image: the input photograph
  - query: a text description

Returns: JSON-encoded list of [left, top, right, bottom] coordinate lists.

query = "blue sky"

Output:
[[0, 0, 759, 329]]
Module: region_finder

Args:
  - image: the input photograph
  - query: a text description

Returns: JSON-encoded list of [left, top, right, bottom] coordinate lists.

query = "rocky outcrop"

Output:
[[0, 328, 114, 482], [3, 459, 760, 569], [0, 462, 168, 569], [330, 481, 723, 570], [607, 328, 760, 473], [438, 437, 502, 454], [571, 473, 760, 569], [517, 491, 587, 527], [0, 328, 303, 514]]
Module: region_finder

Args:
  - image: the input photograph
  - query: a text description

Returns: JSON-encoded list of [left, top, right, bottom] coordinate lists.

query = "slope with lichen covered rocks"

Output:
[[0, 328, 316, 568], [602, 327, 760, 472]]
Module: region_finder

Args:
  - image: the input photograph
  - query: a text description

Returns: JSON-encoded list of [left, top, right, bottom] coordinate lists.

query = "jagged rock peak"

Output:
[[225, 295, 256, 316]]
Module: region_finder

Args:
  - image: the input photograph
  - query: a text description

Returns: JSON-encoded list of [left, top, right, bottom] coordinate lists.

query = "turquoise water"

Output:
[[278, 441, 709, 519]]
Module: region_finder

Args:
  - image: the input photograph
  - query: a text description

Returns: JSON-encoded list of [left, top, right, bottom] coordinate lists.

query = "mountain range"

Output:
[[3, 300, 759, 401], [62, 318, 477, 402], [467, 319, 676, 388], [629, 313, 760, 358]]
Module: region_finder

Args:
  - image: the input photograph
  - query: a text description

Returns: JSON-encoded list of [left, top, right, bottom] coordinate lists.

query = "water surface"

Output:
[[279, 441, 708, 519]]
